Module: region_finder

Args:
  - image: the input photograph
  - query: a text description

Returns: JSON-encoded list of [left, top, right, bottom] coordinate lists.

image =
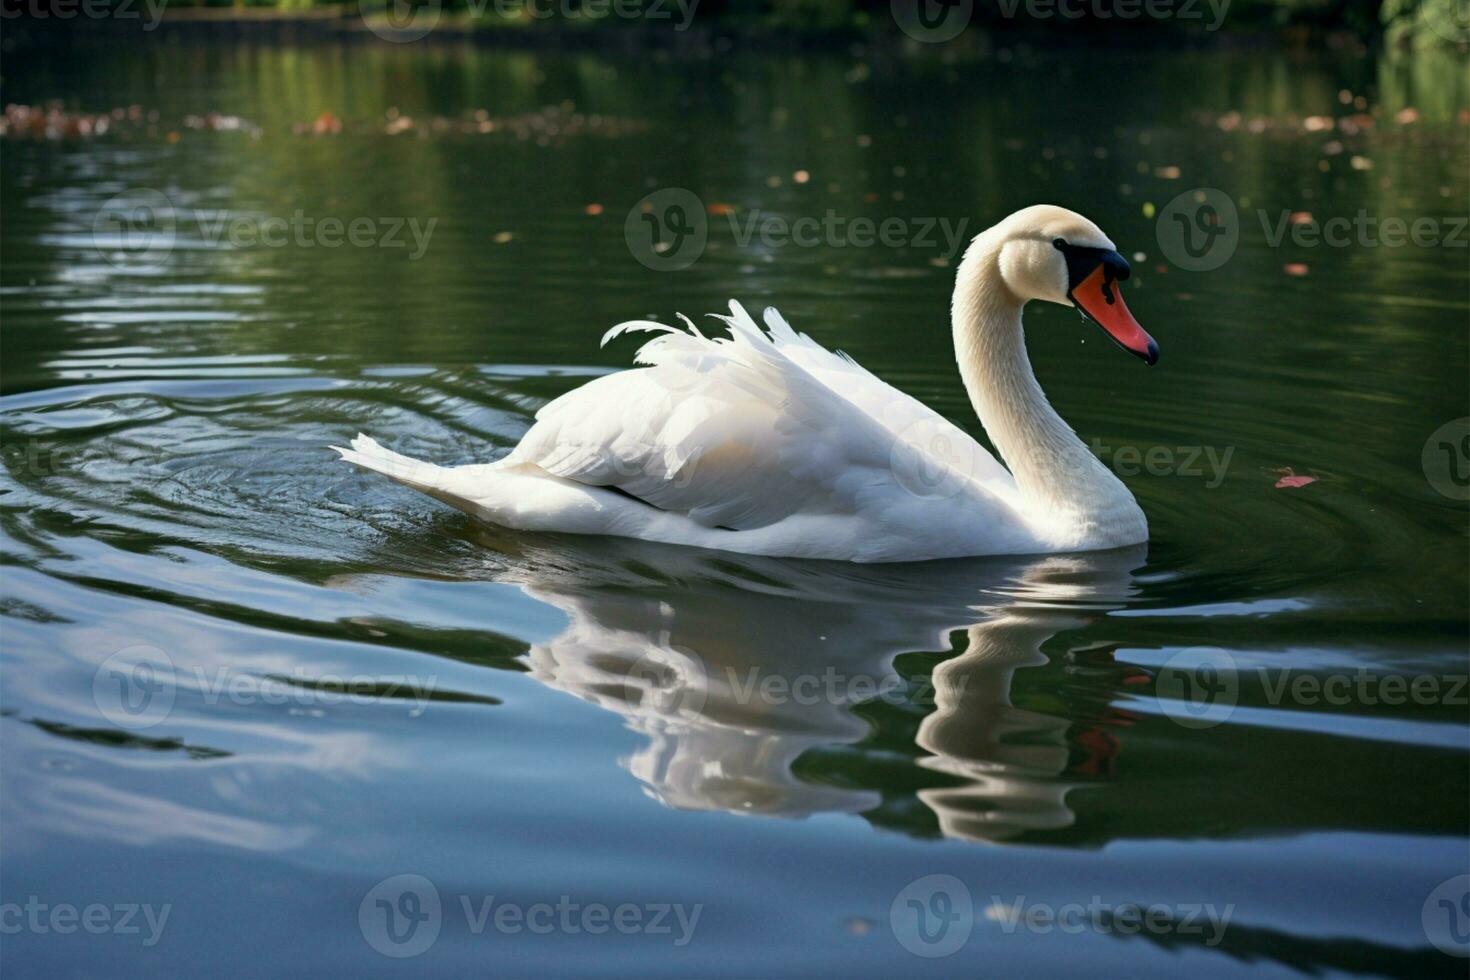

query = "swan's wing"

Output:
[[753, 305, 1016, 491], [504, 301, 1018, 533]]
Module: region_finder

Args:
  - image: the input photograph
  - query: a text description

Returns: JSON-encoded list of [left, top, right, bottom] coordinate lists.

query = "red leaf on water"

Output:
[[1274, 468, 1318, 489]]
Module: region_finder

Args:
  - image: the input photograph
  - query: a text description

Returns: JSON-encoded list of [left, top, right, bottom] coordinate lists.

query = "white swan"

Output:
[[335, 205, 1160, 563]]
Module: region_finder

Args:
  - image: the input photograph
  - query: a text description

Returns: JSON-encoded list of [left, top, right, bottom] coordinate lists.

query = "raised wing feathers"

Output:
[[505, 301, 1013, 532]]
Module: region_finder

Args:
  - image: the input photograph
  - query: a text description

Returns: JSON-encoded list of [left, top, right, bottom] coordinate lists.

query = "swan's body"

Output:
[[335, 205, 1159, 563]]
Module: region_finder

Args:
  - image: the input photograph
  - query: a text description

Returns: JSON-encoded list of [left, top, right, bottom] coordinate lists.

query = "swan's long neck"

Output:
[[952, 236, 1143, 539]]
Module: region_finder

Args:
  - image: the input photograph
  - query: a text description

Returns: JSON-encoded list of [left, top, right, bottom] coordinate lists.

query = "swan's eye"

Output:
[[1053, 239, 1131, 294]]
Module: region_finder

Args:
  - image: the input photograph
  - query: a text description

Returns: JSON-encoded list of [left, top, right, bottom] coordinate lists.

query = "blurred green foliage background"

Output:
[[63, 0, 1468, 47]]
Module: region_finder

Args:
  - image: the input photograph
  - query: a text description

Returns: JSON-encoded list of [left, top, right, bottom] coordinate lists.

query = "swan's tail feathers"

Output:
[[331, 434, 448, 493]]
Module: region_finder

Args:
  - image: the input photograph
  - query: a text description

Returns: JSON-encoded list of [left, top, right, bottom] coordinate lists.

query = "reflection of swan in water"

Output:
[[918, 613, 1121, 842], [480, 529, 1145, 839]]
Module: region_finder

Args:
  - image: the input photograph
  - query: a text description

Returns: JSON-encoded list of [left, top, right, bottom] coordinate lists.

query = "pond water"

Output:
[[1, 33, 1467, 978]]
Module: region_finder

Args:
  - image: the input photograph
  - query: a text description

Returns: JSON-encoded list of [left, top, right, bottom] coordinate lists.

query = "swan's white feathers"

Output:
[[504, 300, 1017, 540]]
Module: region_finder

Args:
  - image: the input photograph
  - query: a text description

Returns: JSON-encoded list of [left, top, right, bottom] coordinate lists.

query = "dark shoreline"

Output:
[[0, 7, 1379, 56]]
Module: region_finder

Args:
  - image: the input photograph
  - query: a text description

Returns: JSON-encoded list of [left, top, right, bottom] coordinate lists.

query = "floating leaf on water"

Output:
[[311, 111, 342, 135], [1274, 468, 1317, 489]]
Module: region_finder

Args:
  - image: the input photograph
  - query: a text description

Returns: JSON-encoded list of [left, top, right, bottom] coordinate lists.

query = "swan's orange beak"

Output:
[[1072, 264, 1158, 366]]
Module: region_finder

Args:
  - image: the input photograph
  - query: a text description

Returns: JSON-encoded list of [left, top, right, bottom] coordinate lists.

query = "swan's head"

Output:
[[982, 204, 1158, 366]]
